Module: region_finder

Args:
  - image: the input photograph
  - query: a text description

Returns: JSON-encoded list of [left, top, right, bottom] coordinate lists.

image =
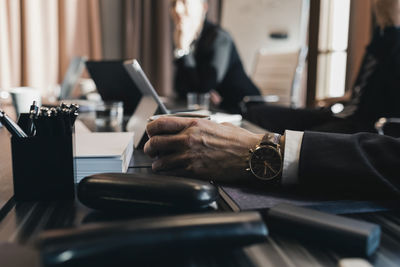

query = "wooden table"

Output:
[[0, 104, 400, 266]]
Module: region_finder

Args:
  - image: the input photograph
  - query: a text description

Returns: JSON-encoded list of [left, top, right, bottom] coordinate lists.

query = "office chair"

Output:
[[240, 47, 308, 114], [250, 48, 305, 107]]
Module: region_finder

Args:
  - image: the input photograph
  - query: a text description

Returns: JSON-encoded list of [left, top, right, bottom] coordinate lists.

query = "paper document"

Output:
[[74, 132, 134, 182]]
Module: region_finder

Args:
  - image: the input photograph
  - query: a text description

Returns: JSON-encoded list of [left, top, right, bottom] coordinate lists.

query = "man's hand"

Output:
[[374, 0, 400, 29], [144, 117, 264, 183], [173, 26, 197, 51]]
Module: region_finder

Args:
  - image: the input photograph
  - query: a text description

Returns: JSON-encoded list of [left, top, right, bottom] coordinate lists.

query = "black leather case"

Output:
[[266, 203, 381, 257], [77, 173, 218, 213], [37, 212, 268, 266]]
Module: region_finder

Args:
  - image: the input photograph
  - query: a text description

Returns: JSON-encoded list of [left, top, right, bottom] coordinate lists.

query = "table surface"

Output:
[[1, 103, 400, 267]]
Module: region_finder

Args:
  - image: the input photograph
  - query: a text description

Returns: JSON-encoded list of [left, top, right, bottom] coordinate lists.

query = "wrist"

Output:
[[251, 134, 266, 149], [174, 47, 191, 59]]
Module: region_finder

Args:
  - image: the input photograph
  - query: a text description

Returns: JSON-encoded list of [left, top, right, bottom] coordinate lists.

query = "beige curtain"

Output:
[[0, 0, 21, 91], [123, 0, 173, 96], [0, 0, 102, 95], [207, 0, 222, 24]]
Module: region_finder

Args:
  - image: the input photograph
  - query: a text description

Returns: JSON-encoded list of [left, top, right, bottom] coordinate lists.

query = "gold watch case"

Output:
[[248, 144, 283, 180]]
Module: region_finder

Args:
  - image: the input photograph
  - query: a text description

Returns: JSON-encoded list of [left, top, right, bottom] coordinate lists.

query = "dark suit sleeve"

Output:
[[298, 131, 400, 196]]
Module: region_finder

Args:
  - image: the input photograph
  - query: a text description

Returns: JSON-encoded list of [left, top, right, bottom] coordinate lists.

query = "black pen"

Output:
[[50, 107, 66, 136], [29, 101, 39, 136], [35, 107, 51, 137], [69, 104, 79, 125], [0, 110, 28, 138]]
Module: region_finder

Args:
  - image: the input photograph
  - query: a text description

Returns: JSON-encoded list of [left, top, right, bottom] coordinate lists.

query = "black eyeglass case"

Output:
[[77, 173, 218, 213]]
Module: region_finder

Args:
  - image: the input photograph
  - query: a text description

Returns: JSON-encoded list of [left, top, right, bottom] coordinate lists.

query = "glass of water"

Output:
[[95, 101, 123, 132], [187, 92, 210, 110]]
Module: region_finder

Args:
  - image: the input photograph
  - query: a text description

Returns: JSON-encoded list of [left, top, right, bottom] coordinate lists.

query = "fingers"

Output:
[[151, 153, 211, 180], [146, 117, 197, 137], [144, 134, 191, 158], [152, 152, 193, 172]]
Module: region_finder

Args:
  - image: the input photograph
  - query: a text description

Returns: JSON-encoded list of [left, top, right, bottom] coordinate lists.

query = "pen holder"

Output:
[[11, 115, 75, 201]]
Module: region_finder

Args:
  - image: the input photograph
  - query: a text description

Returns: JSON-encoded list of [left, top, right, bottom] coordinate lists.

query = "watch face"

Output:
[[249, 145, 282, 180]]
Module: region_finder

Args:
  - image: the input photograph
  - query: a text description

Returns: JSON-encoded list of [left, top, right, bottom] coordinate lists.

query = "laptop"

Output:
[[123, 60, 170, 115], [85, 60, 142, 115], [59, 57, 86, 100]]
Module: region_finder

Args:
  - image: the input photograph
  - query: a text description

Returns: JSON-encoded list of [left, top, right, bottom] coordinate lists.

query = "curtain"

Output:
[[207, 0, 223, 24], [346, 0, 373, 91], [122, 0, 222, 96], [123, 0, 173, 96], [0, 0, 21, 91], [0, 0, 102, 95], [0, 0, 222, 96]]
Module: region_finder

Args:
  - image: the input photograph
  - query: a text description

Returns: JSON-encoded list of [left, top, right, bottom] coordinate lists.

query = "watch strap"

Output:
[[260, 133, 282, 147]]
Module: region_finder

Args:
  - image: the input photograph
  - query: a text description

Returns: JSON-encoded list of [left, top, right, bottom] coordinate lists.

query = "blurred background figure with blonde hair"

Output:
[[170, 0, 261, 113]]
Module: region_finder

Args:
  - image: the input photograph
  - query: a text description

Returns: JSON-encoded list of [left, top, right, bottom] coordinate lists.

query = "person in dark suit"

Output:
[[246, 0, 400, 134], [144, 116, 400, 196], [170, 0, 261, 113]]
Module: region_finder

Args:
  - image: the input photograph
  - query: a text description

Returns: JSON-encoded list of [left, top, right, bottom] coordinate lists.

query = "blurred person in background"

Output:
[[246, 0, 400, 135], [170, 0, 261, 114]]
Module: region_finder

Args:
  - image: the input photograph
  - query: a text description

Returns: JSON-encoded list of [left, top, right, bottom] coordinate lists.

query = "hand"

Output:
[[210, 90, 222, 106], [173, 23, 199, 50], [144, 117, 264, 183], [373, 0, 400, 29]]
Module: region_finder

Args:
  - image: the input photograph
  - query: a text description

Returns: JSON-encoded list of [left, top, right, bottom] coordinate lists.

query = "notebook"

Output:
[[74, 132, 134, 183]]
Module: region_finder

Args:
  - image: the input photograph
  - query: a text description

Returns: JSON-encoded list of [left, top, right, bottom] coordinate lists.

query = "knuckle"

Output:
[[189, 118, 200, 128], [153, 121, 163, 134], [143, 140, 151, 154], [149, 136, 159, 148], [185, 133, 198, 147], [179, 135, 190, 148], [146, 124, 153, 136], [150, 118, 168, 135]]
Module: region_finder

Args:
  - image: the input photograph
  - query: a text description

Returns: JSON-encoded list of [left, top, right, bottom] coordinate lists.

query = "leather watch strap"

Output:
[[260, 133, 282, 147]]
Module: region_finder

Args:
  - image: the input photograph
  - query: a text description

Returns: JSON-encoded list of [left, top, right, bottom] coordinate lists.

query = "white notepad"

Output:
[[74, 132, 134, 183]]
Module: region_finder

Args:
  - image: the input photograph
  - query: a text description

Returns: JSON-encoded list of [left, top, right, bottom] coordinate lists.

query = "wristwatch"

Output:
[[247, 133, 283, 181], [174, 48, 191, 59]]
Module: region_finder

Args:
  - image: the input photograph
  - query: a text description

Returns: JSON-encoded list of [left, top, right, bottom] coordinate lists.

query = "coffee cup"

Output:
[[10, 87, 41, 117]]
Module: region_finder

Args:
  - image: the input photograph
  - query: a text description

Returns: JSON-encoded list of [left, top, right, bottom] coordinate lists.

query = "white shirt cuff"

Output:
[[281, 130, 304, 186]]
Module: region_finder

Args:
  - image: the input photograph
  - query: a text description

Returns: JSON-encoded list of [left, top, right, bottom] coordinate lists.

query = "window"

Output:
[[316, 0, 350, 99]]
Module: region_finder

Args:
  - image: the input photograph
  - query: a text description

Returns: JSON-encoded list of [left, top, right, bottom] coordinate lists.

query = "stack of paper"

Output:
[[74, 132, 134, 183]]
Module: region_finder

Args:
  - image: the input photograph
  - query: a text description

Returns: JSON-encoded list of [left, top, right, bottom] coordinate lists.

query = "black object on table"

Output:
[[77, 172, 218, 213], [37, 212, 268, 267]]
